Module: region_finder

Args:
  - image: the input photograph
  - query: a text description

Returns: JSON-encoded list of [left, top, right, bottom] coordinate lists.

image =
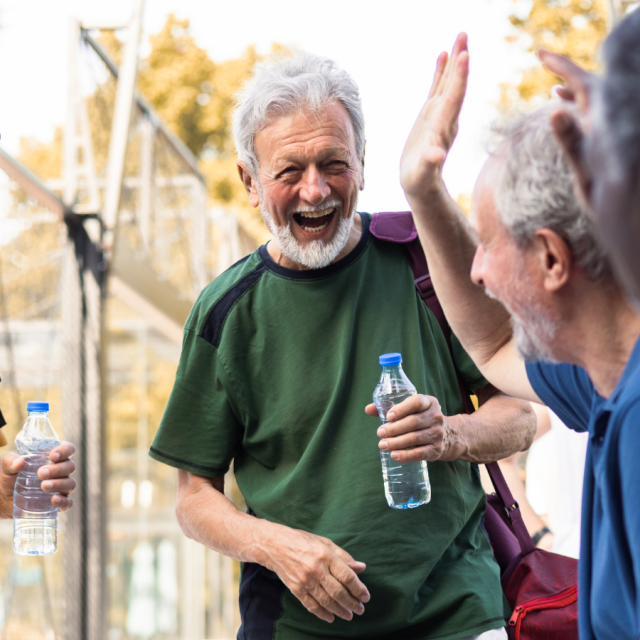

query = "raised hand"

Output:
[[0, 442, 77, 519], [537, 49, 594, 202], [537, 49, 592, 113], [400, 33, 470, 204]]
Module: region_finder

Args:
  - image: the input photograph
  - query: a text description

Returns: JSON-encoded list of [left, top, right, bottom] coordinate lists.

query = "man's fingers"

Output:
[[384, 394, 433, 423], [38, 459, 76, 480], [52, 494, 73, 513], [538, 49, 591, 111], [298, 592, 335, 623], [42, 477, 76, 496], [2, 453, 24, 476], [364, 403, 378, 417], [347, 559, 367, 575], [380, 424, 443, 453], [555, 86, 575, 101], [442, 50, 469, 129], [324, 570, 366, 616], [49, 441, 75, 463], [388, 445, 439, 463], [427, 52, 448, 100], [440, 33, 468, 96]]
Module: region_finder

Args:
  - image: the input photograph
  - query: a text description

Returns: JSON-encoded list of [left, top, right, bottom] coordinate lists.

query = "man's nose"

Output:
[[470, 247, 485, 287], [299, 166, 331, 205]]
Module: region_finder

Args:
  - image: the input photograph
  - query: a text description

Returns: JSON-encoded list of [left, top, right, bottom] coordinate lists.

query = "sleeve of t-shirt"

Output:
[[618, 398, 640, 627], [525, 361, 592, 433], [149, 329, 242, 477], [450, 332, 488, 392]]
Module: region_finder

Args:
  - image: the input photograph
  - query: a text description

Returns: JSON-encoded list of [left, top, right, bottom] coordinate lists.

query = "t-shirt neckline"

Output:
[[258, 212, 370, 280]]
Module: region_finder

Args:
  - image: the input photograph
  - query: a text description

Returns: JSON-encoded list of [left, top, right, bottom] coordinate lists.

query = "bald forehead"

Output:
[[471, 155, 503, 231]]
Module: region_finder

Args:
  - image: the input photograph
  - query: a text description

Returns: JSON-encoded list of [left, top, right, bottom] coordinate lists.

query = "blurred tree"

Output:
[[136, 15, 273, 242], [502, 0, 608, 105]]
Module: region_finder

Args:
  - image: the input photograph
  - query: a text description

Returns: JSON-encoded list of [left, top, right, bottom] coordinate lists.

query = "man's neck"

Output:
[[267, 213, 363, 271], [557, 283, 640, 398]]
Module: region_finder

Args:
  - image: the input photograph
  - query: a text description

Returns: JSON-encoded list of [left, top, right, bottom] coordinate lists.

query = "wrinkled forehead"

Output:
[[254, 101, 358, 166]]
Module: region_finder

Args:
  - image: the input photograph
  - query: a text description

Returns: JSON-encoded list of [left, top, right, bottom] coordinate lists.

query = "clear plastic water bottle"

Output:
[[13, 402, 60, 555], [373, 353, 431, 509]]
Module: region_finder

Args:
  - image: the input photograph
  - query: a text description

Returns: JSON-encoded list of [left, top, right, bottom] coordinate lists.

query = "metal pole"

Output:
[[102, 0, 146, 260], [62, 17, 106, 640]]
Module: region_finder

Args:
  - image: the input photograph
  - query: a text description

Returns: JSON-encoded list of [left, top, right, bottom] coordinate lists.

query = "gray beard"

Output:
[[484, 287, 558, 363], [259, 197, 355, 270]]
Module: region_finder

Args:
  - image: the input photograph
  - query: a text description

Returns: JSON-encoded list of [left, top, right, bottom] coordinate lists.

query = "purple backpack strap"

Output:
[[370, 211, 536, 557], [370, 212, 450, 344]]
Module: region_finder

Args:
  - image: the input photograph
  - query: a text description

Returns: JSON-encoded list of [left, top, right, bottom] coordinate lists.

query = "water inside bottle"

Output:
[[374, 389, 431, 509], [14, 436, 60, 556]]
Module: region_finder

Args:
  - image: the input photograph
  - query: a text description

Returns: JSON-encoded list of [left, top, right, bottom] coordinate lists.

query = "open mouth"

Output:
[[292, 207, 336, 234]]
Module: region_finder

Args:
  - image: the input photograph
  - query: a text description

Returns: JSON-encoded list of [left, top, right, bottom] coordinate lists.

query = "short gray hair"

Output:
[[492, 104, 611, 281], [596, 8, 640, 176], [232, 51, 365, 177]]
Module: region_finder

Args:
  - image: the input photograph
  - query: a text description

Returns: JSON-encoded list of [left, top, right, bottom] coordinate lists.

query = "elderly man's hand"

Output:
[[400, 33, 469, 203], [0, 442, 76, 519], [264, 526, 370, 624], [365, 395, 451, 463]]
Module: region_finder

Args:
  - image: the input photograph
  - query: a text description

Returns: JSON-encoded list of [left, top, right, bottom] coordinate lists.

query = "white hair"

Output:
[[232, 50, 365, 176], [492, 103, 611, 281]]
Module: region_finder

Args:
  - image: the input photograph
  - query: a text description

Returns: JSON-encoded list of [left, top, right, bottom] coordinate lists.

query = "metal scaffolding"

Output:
[[0, 5, 248, 639]]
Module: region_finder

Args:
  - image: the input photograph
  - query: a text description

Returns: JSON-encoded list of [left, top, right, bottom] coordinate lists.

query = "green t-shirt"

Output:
[[150, 213, 504, 639]]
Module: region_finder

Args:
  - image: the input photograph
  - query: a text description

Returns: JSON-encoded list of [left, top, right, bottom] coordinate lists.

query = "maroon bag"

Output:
[[370, 211, 579, 640]]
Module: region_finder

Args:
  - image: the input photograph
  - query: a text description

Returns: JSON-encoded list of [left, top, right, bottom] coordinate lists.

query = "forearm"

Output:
[[443, 391, 536, 463], [176, 472, 286, 568], [408, 185, 513, 367]]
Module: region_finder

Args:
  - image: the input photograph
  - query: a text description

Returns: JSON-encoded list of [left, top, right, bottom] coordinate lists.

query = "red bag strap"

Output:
[[371, 211, 536, 556]]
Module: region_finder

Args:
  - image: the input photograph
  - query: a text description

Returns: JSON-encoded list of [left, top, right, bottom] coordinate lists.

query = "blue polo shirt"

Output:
[[526, 336, 640, 640]]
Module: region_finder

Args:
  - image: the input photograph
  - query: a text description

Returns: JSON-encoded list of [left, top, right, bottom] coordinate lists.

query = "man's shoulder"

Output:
[[185, 250, 266, 339], [525, 360, 593, 432]]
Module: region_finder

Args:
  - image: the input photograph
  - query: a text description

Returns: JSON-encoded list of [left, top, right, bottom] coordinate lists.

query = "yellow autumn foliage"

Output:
[[503, 0, 608, 106]]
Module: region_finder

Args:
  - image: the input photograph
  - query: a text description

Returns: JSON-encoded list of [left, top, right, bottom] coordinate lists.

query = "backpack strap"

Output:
[[370, 211, 536, 555]]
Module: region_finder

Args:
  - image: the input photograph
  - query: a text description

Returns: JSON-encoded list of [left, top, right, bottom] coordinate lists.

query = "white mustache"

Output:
[[288, 200, 342, 216]]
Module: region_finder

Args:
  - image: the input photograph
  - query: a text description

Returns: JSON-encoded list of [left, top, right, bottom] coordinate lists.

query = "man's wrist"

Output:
[[404, 177, 449, 214], [439, 414, 468, 461]]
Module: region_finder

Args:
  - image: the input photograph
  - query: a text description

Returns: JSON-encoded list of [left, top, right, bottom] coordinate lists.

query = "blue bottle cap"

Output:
[[26, 402, 49, 412], [379, 353, 402, 366]]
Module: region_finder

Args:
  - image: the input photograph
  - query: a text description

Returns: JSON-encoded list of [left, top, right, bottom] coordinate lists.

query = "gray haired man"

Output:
[[150, 52, 535, 639], [401, 33, 640, 639]]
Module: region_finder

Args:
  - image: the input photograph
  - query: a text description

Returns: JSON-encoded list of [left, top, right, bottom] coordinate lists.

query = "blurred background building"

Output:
[[0, 0, 638, 639]]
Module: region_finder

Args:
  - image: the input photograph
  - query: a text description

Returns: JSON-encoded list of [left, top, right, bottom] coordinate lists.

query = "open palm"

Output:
[[400, 34, 470, 203]]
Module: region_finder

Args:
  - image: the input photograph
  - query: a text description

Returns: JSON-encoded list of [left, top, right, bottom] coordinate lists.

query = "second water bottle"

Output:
[[373, 353, 431, 509]]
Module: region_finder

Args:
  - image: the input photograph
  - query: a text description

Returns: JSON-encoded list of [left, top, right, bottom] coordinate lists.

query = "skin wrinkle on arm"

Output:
[[175, 470, 371, 624], [371, 384, 536, 464], [444, 385, 536, 463]]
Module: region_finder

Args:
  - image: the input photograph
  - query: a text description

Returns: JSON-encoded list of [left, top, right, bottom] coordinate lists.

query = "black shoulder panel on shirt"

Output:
[[201, 262, 267, 348]]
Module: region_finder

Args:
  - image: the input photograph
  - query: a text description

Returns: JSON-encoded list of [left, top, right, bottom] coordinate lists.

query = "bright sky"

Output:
[[0, 0, 536, 212]]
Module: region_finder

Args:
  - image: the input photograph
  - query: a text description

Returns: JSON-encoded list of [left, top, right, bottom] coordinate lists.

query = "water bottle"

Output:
[[373, 353, 431, 509], [13, 402, 60, 555]]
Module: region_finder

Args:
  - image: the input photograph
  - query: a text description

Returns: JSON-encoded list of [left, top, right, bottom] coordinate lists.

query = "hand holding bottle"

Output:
[[0, 443, 76, 520], [365, 393, 450, 463]]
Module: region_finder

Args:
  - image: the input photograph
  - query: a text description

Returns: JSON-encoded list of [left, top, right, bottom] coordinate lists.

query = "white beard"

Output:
[[260, 196, 355, 270], [485, 286, 558, 363]]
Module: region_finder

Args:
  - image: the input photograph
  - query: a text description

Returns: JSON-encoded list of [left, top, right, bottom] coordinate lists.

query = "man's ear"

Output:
[[359, 141, 366, 191], [550, 109, 593, 206], [237, 161, 260, 208], [532, 228, 572, 293]]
